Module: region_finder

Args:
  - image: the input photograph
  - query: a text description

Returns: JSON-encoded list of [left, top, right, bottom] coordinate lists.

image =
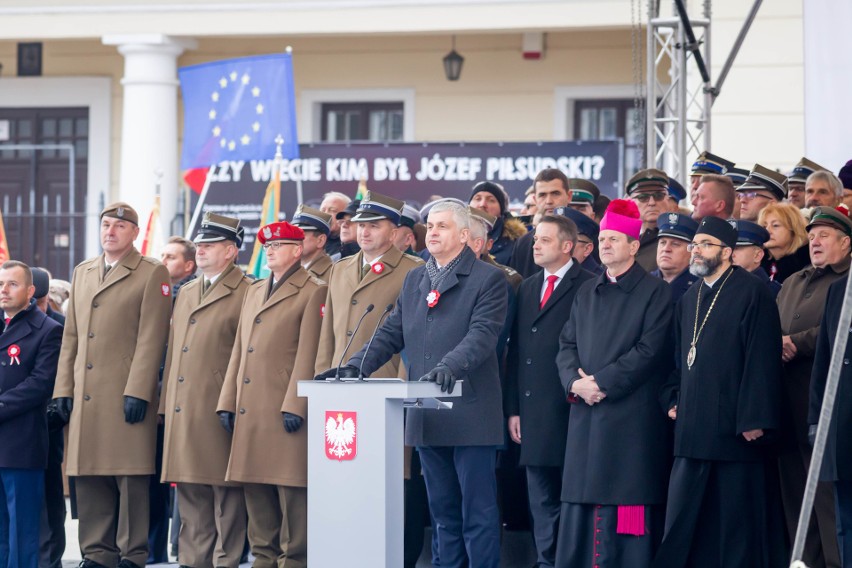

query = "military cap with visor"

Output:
[[788, 157, 828, 185], [350, 191, 404, 225], [400, 204, 422, 229], [807, 205, 852, 237], [728, 218, 770, 247], [725, 166, 750, 188], [292, 205, 332, 236], [468, 207, 497, 231], [194, 211, 245, 247], [667, 179, 687, 202], [335, 199, 360, 220], [657, 212, 698, 242], [691, 151, 734, 176], [625, 168, 669, 196], [568, 178, 600, 205], [738, 164, 789, 200], [555, 206, 599, 242]]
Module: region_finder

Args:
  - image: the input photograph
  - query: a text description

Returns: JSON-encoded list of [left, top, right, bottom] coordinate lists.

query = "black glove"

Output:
[[46, 401, 67, 431], [808, 424, 817, 448], [283, 412, 304, 433], [123, 396, 148, 424], [54, 397, 73, 423], [313, 365, 359, 381], [419, 364, 457, 394], [218, 411, 235, 433]]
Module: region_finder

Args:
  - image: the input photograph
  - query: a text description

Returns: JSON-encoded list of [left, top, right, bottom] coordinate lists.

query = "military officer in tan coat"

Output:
[[292, 204, 334, 281], [158, 213, 250, 568], [53, 202, 172, 568], [217, 221, 326, 568], [315, 191, 422, 379]]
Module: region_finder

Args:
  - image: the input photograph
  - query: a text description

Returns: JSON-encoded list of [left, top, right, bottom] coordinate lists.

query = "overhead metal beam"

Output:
[[711, 0, 763, 102], [672, 0, 711, 84]]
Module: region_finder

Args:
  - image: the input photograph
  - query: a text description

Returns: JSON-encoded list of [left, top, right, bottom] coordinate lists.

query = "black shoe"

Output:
[[78, 561, 108, 568], [117, 560, 143, 568]]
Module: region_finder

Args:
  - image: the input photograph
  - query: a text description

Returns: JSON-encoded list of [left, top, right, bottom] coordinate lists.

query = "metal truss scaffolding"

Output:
[[645, 2, 712, 184]]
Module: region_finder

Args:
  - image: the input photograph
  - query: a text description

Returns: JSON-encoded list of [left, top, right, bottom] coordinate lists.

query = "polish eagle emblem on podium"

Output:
[[325, 411, 357, 461]]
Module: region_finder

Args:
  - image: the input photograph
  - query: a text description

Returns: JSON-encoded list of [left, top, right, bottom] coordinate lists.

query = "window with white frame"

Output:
[[320, 102, 404, 142]]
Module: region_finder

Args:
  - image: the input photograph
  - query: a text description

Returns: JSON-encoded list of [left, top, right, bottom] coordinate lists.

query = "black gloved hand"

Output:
[[54, 397, 73, 423], [808, 424, 817, 448], [218, 411, 235, 433], [123, 396, 148, 424], [419, 364, 457, 394], [283, 412, 304, 433], [313, 365, 359, 381], [46, 401, 67, 431]]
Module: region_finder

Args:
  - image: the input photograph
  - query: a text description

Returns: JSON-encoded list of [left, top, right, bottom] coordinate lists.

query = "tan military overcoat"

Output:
[[159, 263, 250, 485], [306, 252, 333, 281], [217, 267, 326, 487], [54, 249, 172, 476], [315, 246, 422, 378]]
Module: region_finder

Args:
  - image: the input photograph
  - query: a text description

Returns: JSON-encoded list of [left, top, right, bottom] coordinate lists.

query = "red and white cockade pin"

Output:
[[161, 283, 171, 296], [371, 262, 385, 274], [426, 290, 440, 308], [7, 344, 21, 365], [320, 303, 326, 318]]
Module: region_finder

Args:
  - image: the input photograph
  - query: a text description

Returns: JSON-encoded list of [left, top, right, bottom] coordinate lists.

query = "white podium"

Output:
[[297, 378, 461, 567]]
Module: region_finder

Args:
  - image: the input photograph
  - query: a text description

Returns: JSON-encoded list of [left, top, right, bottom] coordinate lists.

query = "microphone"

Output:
[[359, 304, 394, 381], [334, 303, 374, 381]]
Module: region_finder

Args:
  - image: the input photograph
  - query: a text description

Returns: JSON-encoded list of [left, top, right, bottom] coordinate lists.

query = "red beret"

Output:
[[257, 221, 305, 244]]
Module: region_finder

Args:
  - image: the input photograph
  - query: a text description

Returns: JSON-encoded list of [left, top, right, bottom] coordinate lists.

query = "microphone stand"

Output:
[[358, 304, 394, 381]]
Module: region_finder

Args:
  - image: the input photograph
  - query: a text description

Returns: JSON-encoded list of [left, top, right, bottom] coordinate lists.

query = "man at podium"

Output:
[[335, 200, 508, 568]]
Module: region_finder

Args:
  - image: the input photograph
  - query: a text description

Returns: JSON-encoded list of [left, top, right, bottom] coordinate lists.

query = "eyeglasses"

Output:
[[632, 191, 668, 203], [577, 238, 594, 247], [686, 242, 726, 252], [261, 241, 297, 251], [737, 191, 773, 201]]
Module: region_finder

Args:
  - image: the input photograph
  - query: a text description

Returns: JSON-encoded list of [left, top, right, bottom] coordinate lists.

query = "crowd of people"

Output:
[[2, 153, 852, 568]]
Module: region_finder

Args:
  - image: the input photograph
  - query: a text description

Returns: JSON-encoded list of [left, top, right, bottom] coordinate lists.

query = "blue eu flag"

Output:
[[179, 53, 298, 169]]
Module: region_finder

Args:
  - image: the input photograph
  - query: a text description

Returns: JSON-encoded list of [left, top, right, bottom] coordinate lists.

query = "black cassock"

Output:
[[555, 263, 673, 568], [655, 266, 785, 568]]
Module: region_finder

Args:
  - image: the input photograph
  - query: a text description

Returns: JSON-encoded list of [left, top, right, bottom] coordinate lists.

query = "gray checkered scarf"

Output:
[[426, 249, 465, 291]]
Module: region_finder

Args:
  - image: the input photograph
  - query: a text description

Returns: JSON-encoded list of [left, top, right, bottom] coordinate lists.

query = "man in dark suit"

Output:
[[322, 200, 508, 567], [0, 260, 63, 568], [505, 214, 594, 566], [509, 169, 573, 278]]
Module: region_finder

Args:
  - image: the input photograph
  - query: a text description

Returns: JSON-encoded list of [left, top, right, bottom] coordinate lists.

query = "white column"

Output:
[[103, 34, 197, 248]]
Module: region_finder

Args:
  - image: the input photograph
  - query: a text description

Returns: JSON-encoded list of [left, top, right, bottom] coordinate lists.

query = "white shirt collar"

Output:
[[544, 259, 573, 282], [205, 271, 224, 286], [363, 253, 385, 267]]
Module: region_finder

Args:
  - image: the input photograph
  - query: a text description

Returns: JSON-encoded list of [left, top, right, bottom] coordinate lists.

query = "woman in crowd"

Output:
[[759, 202, 810, 283]]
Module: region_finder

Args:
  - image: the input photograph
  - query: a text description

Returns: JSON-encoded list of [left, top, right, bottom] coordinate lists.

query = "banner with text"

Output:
[[190, 140, 623, 264]]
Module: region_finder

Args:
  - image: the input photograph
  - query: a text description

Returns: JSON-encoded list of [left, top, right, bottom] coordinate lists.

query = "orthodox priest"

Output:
[[654, 216, 783, 568], [554, 199, 673, 567]]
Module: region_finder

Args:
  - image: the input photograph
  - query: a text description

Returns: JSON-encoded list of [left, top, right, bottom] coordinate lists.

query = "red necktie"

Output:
[[3, 318, 9, 326], [540, 275, 558, 309]]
